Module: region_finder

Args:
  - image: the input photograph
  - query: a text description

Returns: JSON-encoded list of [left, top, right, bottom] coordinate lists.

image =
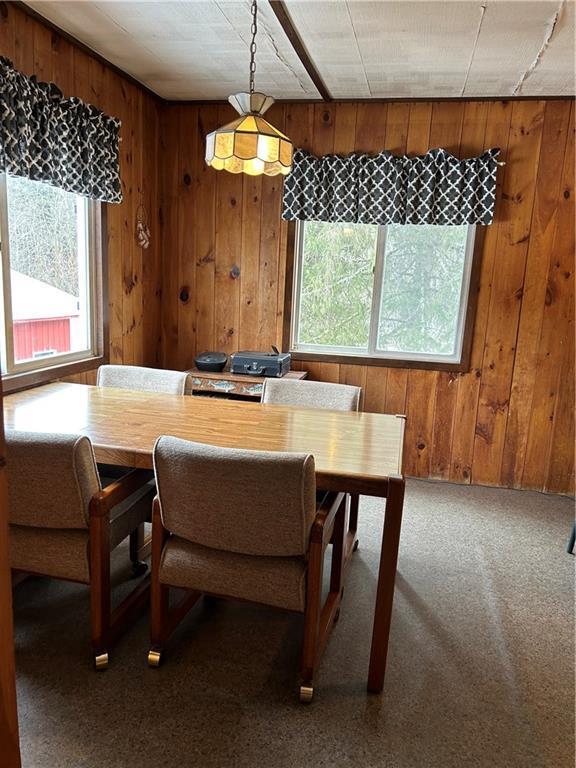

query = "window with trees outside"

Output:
[[290, 220, 479, 368], [0, 174, 103, 384]]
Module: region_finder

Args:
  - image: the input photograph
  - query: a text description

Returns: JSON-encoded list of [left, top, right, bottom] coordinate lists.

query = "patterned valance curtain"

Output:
[[0, 57, 122, 203], [282, 146, 500, 226]]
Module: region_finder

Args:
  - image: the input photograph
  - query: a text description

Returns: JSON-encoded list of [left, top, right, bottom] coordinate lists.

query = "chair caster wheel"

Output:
[[353, 539, 359, 552], [94, 653, 109, 670], [131, 561, 148, 578], [299, 685, 314, 703], [148, 650, 162, 668]]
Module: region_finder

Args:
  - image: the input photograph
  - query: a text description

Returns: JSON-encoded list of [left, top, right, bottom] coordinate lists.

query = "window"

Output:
[[0, 175, 104, 383], [290, 220, 479, 368]]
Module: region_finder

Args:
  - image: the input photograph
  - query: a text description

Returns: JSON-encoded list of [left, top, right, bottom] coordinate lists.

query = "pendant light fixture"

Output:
[[205, 0, 293, 177]]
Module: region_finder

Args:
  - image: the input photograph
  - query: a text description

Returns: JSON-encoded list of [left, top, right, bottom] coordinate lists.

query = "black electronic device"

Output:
[[230, 347, 291, 377], [194, 352, 228, 372]]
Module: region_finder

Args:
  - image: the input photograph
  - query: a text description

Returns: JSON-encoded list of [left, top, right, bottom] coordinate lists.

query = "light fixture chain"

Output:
[[249, 0, 257, 95]]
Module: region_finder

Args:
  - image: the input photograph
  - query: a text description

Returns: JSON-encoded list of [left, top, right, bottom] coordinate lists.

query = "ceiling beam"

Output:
[[268, 0, 332, 102], [167, 95, 573, 106]]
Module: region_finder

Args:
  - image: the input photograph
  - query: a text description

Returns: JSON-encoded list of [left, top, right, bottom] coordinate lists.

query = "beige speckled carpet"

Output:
[[12, 480, 574, 768]]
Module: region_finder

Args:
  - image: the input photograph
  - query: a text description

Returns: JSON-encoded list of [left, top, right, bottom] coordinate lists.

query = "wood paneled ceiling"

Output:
[[24, 0, 575, 100]]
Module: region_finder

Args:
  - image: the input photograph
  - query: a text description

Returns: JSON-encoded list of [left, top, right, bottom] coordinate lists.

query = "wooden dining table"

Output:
[[4, 381, 406, 694]]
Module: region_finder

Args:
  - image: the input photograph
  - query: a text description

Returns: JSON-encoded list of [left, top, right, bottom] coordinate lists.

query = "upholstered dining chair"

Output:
[[97, 364, 189, 395], [261, 378, 362, 412], [261, 378, 362, 557], [7, 430, 155, 669], [97, 363, 190, 562], [148, 436, 347, 702]]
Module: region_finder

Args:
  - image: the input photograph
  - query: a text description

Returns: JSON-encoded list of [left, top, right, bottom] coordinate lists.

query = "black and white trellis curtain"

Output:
[[0, 57, 122, 203], [282, 147, 500, 226]]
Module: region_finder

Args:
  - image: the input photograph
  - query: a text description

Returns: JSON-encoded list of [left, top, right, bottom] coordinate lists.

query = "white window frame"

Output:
[[291, 220, 478, 367], [0, 174, 102, 377]]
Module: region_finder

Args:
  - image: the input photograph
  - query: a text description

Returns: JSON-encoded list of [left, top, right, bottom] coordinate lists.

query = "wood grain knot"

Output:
[[475, 424, 490, 443], [502, 192, 523, 203], [488, 399, 508, 415], [417, 442, 425, 451], [179, 287, 190, 303], [183, 173, 191, 186], [230, 264, 240, 280], [199, 251, 214, 265], [564, 189, 571, 199], [322, 111, 331, 123]]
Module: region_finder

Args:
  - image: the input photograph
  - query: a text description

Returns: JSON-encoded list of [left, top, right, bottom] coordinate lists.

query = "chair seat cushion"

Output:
[[10, 481, 154, 583], [10, 526, 90, 583], [159, 536, 308, 612]]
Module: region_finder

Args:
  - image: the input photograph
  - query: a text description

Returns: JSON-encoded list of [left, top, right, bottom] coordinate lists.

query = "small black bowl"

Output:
[[195, 352, 227, 372]]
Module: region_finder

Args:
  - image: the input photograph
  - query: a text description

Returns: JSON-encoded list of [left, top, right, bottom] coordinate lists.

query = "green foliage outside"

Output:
[[298, 221, 376, 349], [297, 221, 469, 356], [378, 225, 468, 354], [6, 175, 79, 296]]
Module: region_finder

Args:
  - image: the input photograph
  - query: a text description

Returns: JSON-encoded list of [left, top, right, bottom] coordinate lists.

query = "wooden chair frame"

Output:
[[88, 468, 154, 668], [12, 469, 153, 668], [346, 493, 360, 559], [147, 491, 347, 702]]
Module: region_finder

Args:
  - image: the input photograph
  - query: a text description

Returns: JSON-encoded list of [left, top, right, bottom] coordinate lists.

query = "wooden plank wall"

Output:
[[0, 4, 162, 380], [0, 3, 572, 494], [0, 374, 20, 766], [159, 100, 575, 495]]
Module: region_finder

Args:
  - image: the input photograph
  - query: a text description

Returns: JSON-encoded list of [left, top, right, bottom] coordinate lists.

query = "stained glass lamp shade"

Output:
[[205, 92, 293, 177]]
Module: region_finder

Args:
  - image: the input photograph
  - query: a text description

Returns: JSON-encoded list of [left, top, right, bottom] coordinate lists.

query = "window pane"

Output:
[[296, 221, 377, 350], [377, 225, 470, 356], [5, 176, 91, 364]]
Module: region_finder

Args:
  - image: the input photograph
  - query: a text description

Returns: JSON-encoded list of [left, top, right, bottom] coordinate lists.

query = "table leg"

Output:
[[367, 475, 405, 693]]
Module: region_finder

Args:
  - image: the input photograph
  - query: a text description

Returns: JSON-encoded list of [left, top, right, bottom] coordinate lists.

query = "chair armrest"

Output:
[[151, 495, 162, 528], [89, 469, 154, 518], [310, 492, 346, 546], [151, 495, 170, 567]]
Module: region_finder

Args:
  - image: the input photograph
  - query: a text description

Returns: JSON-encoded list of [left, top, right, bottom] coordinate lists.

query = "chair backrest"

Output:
[[97, 365, 189, 395], [261, 378, 362, 412], [6, 431, 101, 529], [154, 436, 316, 557]]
